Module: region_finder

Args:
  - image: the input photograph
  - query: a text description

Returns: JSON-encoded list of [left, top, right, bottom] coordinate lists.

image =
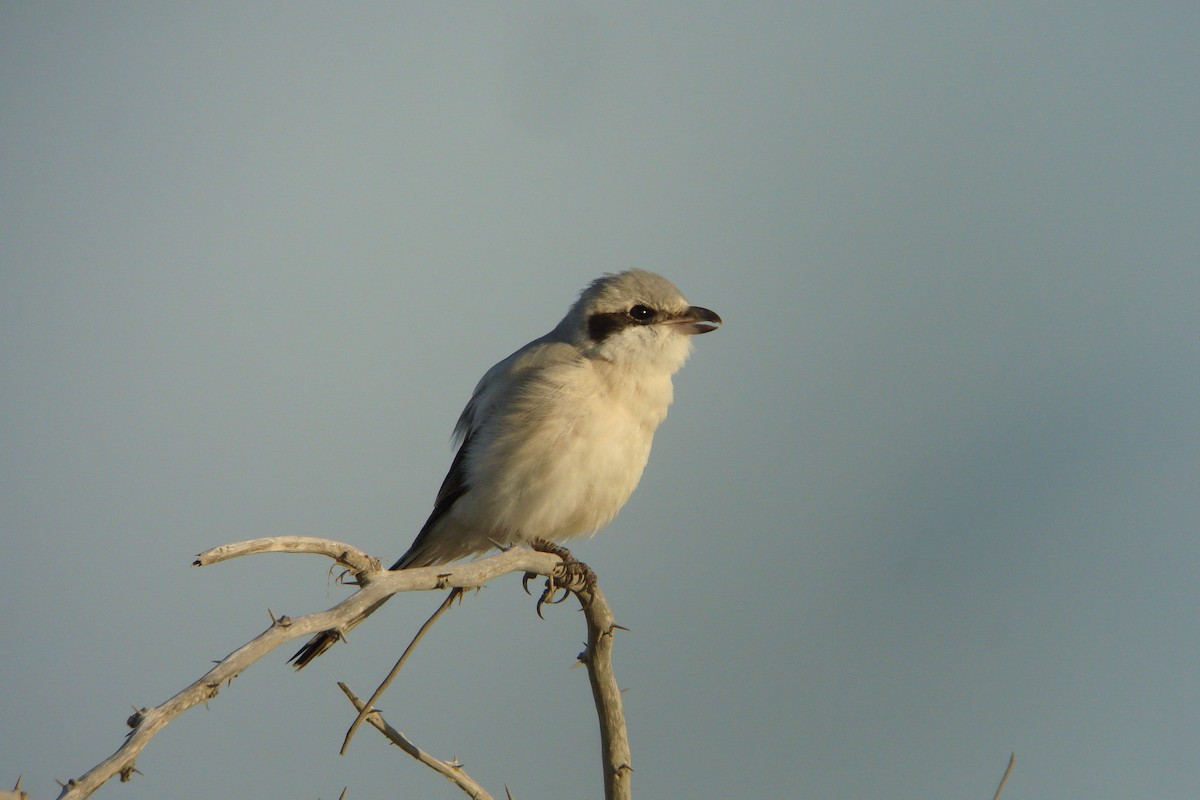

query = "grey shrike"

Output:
[[290, 269, 721, 668]]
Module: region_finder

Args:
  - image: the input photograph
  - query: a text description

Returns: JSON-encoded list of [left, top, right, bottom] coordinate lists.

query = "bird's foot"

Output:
[[522, 538, 574, 594], [530, 538, 576, 561], [522, 539, 596, 618]]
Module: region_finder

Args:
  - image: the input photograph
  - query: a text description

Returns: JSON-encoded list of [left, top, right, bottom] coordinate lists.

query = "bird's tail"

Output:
[[288, 596, 392, 670], [288, 546, 446, 669]]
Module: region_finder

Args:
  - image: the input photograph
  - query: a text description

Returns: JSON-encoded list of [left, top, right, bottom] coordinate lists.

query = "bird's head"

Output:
[[557, 269, 722, 374]]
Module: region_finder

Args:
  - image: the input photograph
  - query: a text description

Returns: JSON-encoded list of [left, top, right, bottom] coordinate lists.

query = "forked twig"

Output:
[[338, 683, 494, 800], [343, 567, 630, 800], [340, 587, 464, 754], [52, 541, 562, 800]]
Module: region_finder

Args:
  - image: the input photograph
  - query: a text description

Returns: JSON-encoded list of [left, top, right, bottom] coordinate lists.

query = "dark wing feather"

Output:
[[289, 433, 473, 668], [389, 432, 473, 569]]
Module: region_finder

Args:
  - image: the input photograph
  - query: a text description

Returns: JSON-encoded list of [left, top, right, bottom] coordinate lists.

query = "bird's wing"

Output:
[[451, 335, 576, 445], [392, 337, 578, 569], [390, 430, 473, 569]]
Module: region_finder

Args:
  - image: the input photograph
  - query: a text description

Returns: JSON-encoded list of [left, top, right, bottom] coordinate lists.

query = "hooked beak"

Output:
[[672, 305, 722, 335]]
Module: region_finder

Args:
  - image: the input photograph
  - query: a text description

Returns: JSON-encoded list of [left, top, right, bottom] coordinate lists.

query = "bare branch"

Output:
[[55, 544, 563, 800], [341, 588, 464, 754], [573, 583, 632, 800], [338, 683, 494, 800], [193, 536, 380, 573], [341, 565, 629, 800]]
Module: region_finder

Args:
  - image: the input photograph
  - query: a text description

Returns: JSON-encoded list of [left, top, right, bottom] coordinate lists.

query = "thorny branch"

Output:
[[338, 682, 495, 800], [48, 539, 575, 800], [336, 565, 633, 800], [572, 581, 633, 800], [10, 534, 1015, 800], [340, 588, 465, 754]]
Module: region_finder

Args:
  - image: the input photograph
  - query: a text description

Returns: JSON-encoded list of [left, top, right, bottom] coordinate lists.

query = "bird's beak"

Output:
[[671, 305, 722, 335]]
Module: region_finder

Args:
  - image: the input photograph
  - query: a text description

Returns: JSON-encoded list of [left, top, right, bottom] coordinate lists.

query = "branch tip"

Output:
[[992, 752, 1016, 800]]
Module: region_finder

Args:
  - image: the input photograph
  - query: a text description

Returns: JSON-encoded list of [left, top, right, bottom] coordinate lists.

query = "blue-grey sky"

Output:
[[2, 4, 1197, 799]]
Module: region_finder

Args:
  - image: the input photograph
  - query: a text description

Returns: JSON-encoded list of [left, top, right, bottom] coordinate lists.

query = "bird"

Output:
[[290, 269, 721, 668]]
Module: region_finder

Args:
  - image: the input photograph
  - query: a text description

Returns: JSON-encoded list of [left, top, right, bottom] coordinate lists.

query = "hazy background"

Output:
[[2, 4, 1197, 798]]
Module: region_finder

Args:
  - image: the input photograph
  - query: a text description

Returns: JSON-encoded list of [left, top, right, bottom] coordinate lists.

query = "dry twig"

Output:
[[992, 753, 1015, 800], [52, 540, 563, 800], [338, 683, 495, 800], [340, 587, 464, 754], [337, 567, 631, 800], [573, 581, 632, 800]]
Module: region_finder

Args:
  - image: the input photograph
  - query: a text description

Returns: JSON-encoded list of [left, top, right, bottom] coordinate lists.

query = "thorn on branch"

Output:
[[267, 607, 292, 627], [332, 567, 361, 587]]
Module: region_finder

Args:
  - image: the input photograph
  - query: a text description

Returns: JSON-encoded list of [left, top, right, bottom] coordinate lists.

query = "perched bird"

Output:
[[290, 269, 721, 668]]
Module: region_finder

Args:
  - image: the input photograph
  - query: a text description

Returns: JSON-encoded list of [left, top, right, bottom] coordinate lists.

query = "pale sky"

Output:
[[2, 4, 1198, 799]]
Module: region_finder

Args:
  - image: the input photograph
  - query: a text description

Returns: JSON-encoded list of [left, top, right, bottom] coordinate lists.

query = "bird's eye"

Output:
[[628, 304, 656, 323]]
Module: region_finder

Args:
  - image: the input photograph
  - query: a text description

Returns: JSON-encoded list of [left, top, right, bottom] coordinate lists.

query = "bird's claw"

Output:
[[532, 559, 595, 618], [525, 539, 596, 618], [535, 580, 573, 619], [525, 539, 572, 598]]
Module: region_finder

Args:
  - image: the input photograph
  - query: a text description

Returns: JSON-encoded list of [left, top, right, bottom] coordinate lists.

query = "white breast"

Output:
[[462, 357, 675, 545]]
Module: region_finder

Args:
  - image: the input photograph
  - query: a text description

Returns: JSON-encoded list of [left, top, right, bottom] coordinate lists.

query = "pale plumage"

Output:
[[291, 269, 720, 667]]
